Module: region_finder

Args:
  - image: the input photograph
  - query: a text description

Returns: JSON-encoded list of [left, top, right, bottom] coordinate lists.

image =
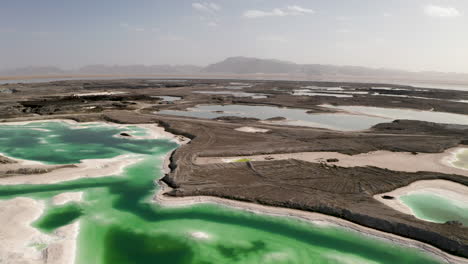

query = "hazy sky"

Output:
[[1, 0, 467, 72]]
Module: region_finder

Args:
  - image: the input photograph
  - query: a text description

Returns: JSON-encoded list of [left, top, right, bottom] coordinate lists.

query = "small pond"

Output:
[[158, 104, 390, 131]]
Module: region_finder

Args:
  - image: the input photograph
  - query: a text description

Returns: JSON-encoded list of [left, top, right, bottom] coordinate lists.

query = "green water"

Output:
[[0, 121, 444, 263], [33, 202, 84, 232], [0, 122, 159, 164], [453, 149, 468, 170], [400, 192, 468, 226]]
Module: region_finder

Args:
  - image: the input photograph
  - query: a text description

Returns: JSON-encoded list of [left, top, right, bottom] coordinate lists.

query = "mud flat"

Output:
[[196, 147, 468, 177]]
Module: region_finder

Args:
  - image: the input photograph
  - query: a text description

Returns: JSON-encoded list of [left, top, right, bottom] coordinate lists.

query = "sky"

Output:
[[0, 0, 467, 73]]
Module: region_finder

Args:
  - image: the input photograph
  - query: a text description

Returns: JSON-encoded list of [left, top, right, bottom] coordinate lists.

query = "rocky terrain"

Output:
[[0, 155, 16, 164], [1, 78, 468, 258]]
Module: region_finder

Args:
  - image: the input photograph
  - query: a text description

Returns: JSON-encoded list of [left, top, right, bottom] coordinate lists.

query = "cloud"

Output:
[[0, 28, 16, 33], [374, 37, 385, 45], [244, 5, 314, 18], [424, 5, 461, 17], [192, 2, 220, 13], [335, 16, 351, 21], [193, 2, 221, 27], [257, 35, 289, 43], [209, 3, 220, 11], [120, 23, 148, 32], [160, 34, 185, 41], [207, 21, 218, 27], [244, 8, 286, 18], [287, 5, 314, 14], [32, 31, 52, 37], [336, 29, 352, 34]]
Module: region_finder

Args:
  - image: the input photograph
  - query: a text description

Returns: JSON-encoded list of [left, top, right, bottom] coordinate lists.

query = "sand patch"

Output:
[[0, 198, 48, 263], [131, 123, 189, 144], [235, 127, 270, 133], [52, 192, 84, 206], [189, 231, 211, 240], [45, 222, 79, 264], [0, 197, 78, 264], [196, 147, 468, 177], [0, 154, 143, 185], [72, 91, 126, 97]]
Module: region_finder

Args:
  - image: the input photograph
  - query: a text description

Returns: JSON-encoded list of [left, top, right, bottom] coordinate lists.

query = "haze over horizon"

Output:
[[1, 0, 467, 73]]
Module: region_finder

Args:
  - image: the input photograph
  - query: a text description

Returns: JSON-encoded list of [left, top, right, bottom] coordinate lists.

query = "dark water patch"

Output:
[[0, 176, 126, 199], [103, 227, 194, 264], [217, 240, 267, 261], [33, 202, 83, 232]]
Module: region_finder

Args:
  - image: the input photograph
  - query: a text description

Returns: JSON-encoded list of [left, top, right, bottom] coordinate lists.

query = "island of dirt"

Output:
[[1, 78, 468, 260]]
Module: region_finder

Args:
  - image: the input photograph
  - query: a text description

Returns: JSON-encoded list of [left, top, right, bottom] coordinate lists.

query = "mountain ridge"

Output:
[[1, 57, 467, 83]]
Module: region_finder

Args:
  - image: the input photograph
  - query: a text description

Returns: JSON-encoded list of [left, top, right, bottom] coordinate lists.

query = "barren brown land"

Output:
[[1, 78, 468, 259]]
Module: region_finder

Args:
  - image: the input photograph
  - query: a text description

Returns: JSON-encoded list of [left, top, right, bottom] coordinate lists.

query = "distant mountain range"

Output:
[[0, 64, 202, 76], [2, 56, 468, 83], [203, 57, 468, 83]]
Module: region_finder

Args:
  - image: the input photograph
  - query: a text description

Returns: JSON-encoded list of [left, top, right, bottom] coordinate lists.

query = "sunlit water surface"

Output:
[[452, 149, 468, 170], [400, 192, 468, 226], [322, 105, 468, 126], [158, 104, 390, 131]]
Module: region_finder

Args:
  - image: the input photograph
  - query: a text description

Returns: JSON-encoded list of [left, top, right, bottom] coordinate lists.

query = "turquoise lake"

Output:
[[0, 121, 444, 264]]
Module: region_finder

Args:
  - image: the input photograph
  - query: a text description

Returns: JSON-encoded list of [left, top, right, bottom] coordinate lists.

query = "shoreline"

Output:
[[0, 153, 143, 185], [0, 119, 189, 186], [374, 179, 468, 220], [1, 74, 468, 88], [0, 120, 188, 264], [447, 148, 468, 171], [46, 192, 83, 264], [153, 181, 468, 264], [1, 118, 467, 263], [0, 119, 187, 145], [0, 197, 48, 263], [0, 194, 80, 264]]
